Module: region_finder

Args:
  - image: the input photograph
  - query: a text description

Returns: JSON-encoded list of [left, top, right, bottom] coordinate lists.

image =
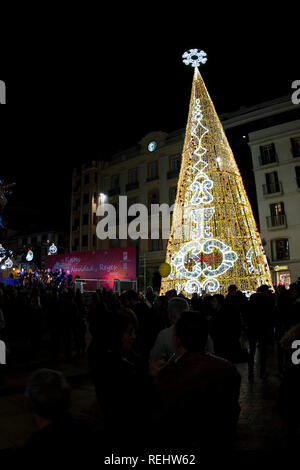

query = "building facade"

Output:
[[249, 120, 300, 285], [70, 96, 300, 285]]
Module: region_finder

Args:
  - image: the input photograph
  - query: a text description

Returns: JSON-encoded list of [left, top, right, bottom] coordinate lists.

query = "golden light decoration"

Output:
[[160, 51, 273, 297], [159, 262, 171, 278]]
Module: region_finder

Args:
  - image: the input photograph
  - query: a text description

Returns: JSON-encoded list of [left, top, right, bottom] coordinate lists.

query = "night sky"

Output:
[[0, 11, 299, 232]]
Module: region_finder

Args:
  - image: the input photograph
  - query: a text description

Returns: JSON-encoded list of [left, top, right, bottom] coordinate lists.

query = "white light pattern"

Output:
[[26, 250, 33, 262], [182, 49, 208, 68], [48, 243, 58, 255], [169, 91, 238, 294], [4, 257, 13, 269]]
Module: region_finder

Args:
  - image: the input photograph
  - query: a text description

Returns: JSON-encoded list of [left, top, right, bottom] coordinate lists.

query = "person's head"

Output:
[[168, 296, 189, 324], [25, 369, 70, 425], [257, 284, 270, 293], [165, 289, 177, 301], [228, 285, 237, 295], [190, 294, 202, 312], [112, 314, 137, 353], [123, 290, 139, 306], [211, 294, 225, 311], [174, 311, 208, 354], [289, 285, 300, 300]]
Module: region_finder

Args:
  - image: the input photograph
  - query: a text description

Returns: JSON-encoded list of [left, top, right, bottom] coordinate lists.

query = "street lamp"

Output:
[[99, 193, 107, 204]]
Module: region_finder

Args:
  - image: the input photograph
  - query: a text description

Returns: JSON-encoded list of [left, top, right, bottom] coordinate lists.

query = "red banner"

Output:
[[46, 247, 137, 288]]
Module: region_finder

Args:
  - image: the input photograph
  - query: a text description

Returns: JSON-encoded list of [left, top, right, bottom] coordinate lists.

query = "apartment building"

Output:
[[70, 130, 184, 271], [249, 120, 300, 285], [70, 96, 300, 282]]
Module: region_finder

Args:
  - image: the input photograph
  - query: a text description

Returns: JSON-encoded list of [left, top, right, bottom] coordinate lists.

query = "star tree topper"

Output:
[[182, 49, 207, 68]]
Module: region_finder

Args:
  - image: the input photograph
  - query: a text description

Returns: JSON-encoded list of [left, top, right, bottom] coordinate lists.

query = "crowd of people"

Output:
[[18, 268, 75, 289], [0, 280, 300, 457]]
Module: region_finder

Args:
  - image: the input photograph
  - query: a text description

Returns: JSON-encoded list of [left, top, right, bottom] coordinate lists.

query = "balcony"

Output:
[[258, 153, 278, 166], [125, 181, 139, 191], [266, 214, 287, 229], [262, 182, 282, 196], [108, 187, 120, 197]]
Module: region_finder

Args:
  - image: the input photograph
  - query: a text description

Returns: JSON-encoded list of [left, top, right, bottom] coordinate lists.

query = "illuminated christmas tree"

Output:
[[160, 49, 273, 296]]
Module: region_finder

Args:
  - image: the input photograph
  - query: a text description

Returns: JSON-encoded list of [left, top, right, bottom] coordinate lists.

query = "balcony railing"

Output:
[[258, 153, 278, 166], [262, 182, 282, 195], [266, 214, 287, 228]]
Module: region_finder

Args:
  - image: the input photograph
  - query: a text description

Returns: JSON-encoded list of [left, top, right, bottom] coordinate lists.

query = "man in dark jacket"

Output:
[[23, 369, 100, 459], [153, 311, 241, 453]]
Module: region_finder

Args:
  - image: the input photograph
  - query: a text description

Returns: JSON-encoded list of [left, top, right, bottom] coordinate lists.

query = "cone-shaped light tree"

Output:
[[160, 49, 273, 296]]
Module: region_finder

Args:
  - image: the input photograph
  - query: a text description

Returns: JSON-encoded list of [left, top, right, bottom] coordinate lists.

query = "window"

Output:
[[259, 143, 277, 165], [270, 202, 285, 216], [83, 213, 89, 225], [170, 155, 181, 172], [84, 173, 90, 185], [93, 212, 96, 225], [94, 172, 98, 184], [111, 175, 119, 189], [148, 161, 158, 180], [73, 218, 79, 231], [267, 202, 286, 227], [291, 137, 300, 158], [271, 238, 289, 261], [128, 198, 137, 222], [74, 180, 81, 192], [92, 234, 96, 247], [82, 235, 88, 247], [263, 171, 280, 194], [83, 193, 89, 204], [93, 192, 98, 204], [128, 168, 138, 184]]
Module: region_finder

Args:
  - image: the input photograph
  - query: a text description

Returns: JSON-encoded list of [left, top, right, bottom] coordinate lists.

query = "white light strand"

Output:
[[169, 90, 238, 294]]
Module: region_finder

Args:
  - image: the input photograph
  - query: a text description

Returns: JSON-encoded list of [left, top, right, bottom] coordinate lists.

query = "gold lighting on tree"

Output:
[[160, 49, 273, 296]]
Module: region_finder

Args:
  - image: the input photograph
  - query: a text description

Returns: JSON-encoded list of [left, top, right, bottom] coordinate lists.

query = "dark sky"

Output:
[[0, 11, 299, 232]]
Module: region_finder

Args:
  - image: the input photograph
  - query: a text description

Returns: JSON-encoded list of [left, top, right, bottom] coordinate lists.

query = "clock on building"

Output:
[[147, 141, 157, 152]]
